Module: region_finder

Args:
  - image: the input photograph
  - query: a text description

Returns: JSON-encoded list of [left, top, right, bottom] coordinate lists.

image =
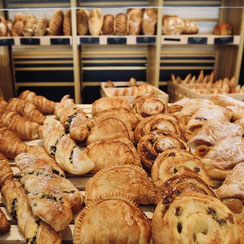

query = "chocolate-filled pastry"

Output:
[[48, 9, 63, 35], [22, 16, 37, 36], [74, 192, 152, 244], [163, 15, 184, 35], [19, 90, 56, 114], [0, 111, 39, 140], [155, 168, 215, 203], [0, 126, 30, 159], [92, 97, 131, 117], [213, 22, 232, 35], [132, 95, 168, 119], [151, 149, 211, 186], [0, 208, 10, 235], [102, 14, 114, 35], [7, 97, 45, 124], [89, 8, 103, 35], [0, 97, 7, 112], [127, 8, 143, 35], [94, 107, 138, 130], [82, 137, 141, 172], [152, 192, 243, 244], [11, 13, 26, 36], [182, 20, 198, 34], [34, 17, 48, 36], [63, 9, 72, 35], [134, 113, 184, 143], [137, 130, 188, 170], [85, 164, 156, 205], [77, 9, 89, 35], [142, 8, 157, 35], [115, 13, 127, 35], [0, 16, 8, 37]]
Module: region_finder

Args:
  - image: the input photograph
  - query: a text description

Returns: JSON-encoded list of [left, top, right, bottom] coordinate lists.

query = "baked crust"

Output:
[[85, 164, 156, 205], [128, 8, 143, 35], [0, 153, 13, 186], [77, 9, 89, 35], [114, 13, 127, 35], [0, 208, 10, 235], [63, 9, 71, 35], [88, 8, 103, 35], [34, 17, 48, 36], [102, 14, 114, 35], [213, 23, 232, 35], [142, 8, 157, 35], [49, 9, 63, 35], [163, 15, 184, 35]]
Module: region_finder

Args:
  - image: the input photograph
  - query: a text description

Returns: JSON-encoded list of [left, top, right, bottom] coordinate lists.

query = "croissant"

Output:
[[77, 9, 89, 35], [48, 9, 63, 35], [11, 13, 26, 36], [42, 117, 94, 175], [0, 16, 8, 37], [7, 97, 45, 124], [22, 16, 37, 36], [63, 9, 72, 35], [88, 8, 103, 36], [0, 111, 39, 140], [0, 153, 13, 186], [102, 14, 114, 35], [127, 9, 143, 35], [142, 8, 157, 35], [0, 208, 10, 235], [19, 90, 56, 114], [0, 97, 8, 112], [34, 17, 48, 36], [0, 126, 30, 159], [115, 13, 127, 35]]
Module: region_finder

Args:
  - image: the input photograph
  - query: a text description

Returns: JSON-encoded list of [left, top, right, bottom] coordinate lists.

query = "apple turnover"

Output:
[[77, 9, 89, 35], [137, 130, 188, 170], [151, 149, 211, 186], [92, 97, 131, 117], [88, 9, 103, 35], [152, 192, 243, 244], [85, 164, 156, 205], [142, 8, 157, 35], [74, 191, 152, 244]]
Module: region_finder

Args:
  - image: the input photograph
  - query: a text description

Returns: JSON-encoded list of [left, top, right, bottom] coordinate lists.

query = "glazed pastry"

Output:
[[142, 8, 157, 35], [0, 126, 30, 159], [114, 13, 127, 35], [19, 90, 56, 114], [22, 16, 37, 36], [213, 23, 232, 35], [127, 9, 143, 35], [11, 13, 26, 36], [216, 163, 244, 227], [55, 95, 92, 141], [48, 9, 63, 35], [94, 107, 138, 129], [92, 97, 131, 117], [0, 154, 62, 243], [77, 9, 89, 35], [88, 9, 103, 36], [151, 149, 211, 187], [63, 9, 72, 35], [42, 117, 94, 175], [132, 95, 168, 119], [102, 14, 114, 35], [134, 113, 184, 143], [137, 130, 188, 170], [82, 137, 141, 172], [7, 97, 45, 124], [0, 16, 8, 37], [182, 20, 199, 34], [0, 208, 10, 235], [15, 153, 73, 232], [34, 17, 48, 36], [0, 111, 39, 140], [0, 97, 8, 112], [86, 115, 134, 144], [74, 192, 152, 244], [163, 15, 184, 35], [85, 164, 156, 205], [152, 192, 243, 244]]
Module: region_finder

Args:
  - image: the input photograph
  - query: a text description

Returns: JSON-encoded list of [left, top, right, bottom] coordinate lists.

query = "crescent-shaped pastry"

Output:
[[151, 149, 211, 186], [152, 192, 243, 244], [0, 16, 8, 37], [63, 9, 72, 35], [7, 97, 45, 124], [74, 191, 152, 244], [132, 95, 168, 119], [114, 13, 127, 35], [127, 8, 143, 35], [94, 107, 138, 129], [34, 17, 48, 36], [137, 130, 188, 170], [102, 14, 114, 35], [86, 116, 134, 144], [142, 8, 157, 35], [134, 113, 184, 143], [85, 164, 156, 205], [19, 90, 56, 114], [92, 96, 131, 117], [77, 9, 89, 35], [48, 9, 63, 35], [88, 8, 103, 36], [155, 168, 215, 204], [82, 137, 141, 172], [0, 153, 13, 186]]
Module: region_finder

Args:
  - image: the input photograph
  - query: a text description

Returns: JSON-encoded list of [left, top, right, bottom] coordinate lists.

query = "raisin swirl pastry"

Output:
[[85, 164, 156, 205], [152, 192, 244, 244], [55, 95, 92, 142], [135, 113, 184, 143], [132, 95, 168, 119], [137, 130, 188, 170], [74, 191, 152, 244], [151, 149, 211, 187]]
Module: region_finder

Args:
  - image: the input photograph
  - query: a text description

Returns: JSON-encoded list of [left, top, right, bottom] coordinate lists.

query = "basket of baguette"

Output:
[[101, 78, 169, 103]]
